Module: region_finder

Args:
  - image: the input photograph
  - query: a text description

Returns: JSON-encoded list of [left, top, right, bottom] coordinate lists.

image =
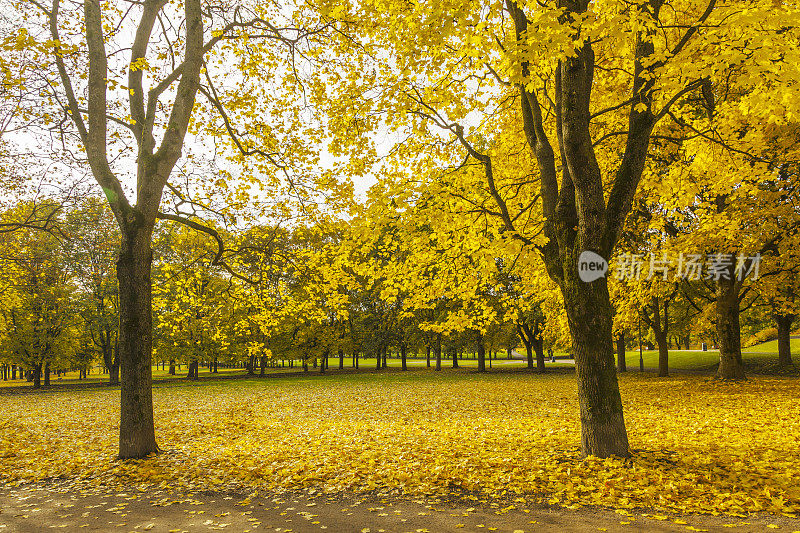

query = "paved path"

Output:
[[2, 482, 798, 532]]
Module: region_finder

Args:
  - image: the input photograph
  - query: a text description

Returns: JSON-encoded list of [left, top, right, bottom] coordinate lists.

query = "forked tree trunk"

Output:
[[616, 332, 626, 372], [716, 276, 746, 380], [562, 274, 630, 458], [117, 229, 159, 458], [775, 313, 795, 367]]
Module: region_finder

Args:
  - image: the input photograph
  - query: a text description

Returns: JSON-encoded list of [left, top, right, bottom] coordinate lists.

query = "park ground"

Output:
[[1, 362, 800, 531], [2, 336, 799, 390]]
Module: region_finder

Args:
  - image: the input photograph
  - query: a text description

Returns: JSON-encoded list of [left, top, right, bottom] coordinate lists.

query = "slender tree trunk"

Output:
[[117, 230, 159, 458], [260, 355, 267, 377], [451, 345, 458, 368], [476, 334, 486, 372], [382, 347, 387, 368], [168, 359, 175, 375], [716, 276, 746, 380], [339, 349, 344, 370], [775, 313, 795, 367], [400, 342, 407, 370], [426, 345, 431, 367], [562, 275, 630, 458], [616, 332, 627, 372], [44, 361, 50, 386], [434, 334, 442, 371], [12, 365, 17, 380], [375, 347, 382, 369]]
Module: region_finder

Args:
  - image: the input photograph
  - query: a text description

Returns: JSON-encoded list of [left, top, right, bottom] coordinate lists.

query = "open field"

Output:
[[2, 370, 799, 521]]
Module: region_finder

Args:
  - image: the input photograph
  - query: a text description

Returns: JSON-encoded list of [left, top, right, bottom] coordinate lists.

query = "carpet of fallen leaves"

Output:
[[1, 371, 799, 518]]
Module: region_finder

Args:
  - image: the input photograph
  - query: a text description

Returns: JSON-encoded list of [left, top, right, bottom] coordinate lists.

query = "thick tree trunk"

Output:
[[117, 230, 159, 459], [260, 355, 267, 377], [375, 348, 382, 369], [775, 313, 795, 367], [33, 362, 42, 389], [168, 359, 175, 375], [654, 331, 668, 377], [616, 332, 627, 372], [716, 276, 746, 380], [532, 337, 545, 372], [684, 335, 690, 350], [562, 275, 630, 458], [451, 345, 458, 368], [400, 343, 407, 371]]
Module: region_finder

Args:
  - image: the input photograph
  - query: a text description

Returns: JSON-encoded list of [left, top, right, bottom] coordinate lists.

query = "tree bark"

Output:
[[562, 275, 630, 458], [451, 345, 458, 368], [117, 230, 159, 458], [33, 363, 41, 389], [400, 343, 407, 371], [616, 332, 627, 372], [774, 313, 795, 367], [716, 275, 746, 380], [532, 335, 545, 372], [476, 333, 486, 372]]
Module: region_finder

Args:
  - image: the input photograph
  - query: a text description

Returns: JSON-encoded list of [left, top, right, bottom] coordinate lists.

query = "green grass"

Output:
[[621, 347, 787, 371], [744, 336, 800, 353]]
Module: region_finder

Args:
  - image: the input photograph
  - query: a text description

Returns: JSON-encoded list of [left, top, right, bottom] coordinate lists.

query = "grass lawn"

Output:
[[2, 369, 799, 517]]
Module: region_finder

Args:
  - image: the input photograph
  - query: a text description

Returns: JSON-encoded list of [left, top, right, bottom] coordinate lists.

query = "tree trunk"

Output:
[[684, 335, 690, 350], [375, 347, 382, 369], [12, 365, 17, 380], [716, 276, 746, 380], [33, 363, 41, 389], [616, 332, 627, 372], [532, 336, 545, 373], [117, 230, 159, 458], [339, 349, 344, 370], [44, 361, 50, 386], [260, 355, 267, 377], [382, 347, 387, 369], [426, 345, 431, 367], [434, 335, 442, 371], [104, 338, 120, 385], [775, 313, 795, 367], [168, 359, 175, 375], [451, 345, 458, 368], [562, 275, 630, 458], [476, 334, 486, 372], [400, 343, 407, 371], [654, 330, 669, 377]]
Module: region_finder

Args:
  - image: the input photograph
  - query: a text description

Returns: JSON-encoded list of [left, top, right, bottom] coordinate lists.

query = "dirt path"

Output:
[[1, 483, 797, 532]]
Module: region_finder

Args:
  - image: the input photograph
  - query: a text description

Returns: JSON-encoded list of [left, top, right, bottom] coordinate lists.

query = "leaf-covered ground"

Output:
[[1, 371, 799, 518]]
